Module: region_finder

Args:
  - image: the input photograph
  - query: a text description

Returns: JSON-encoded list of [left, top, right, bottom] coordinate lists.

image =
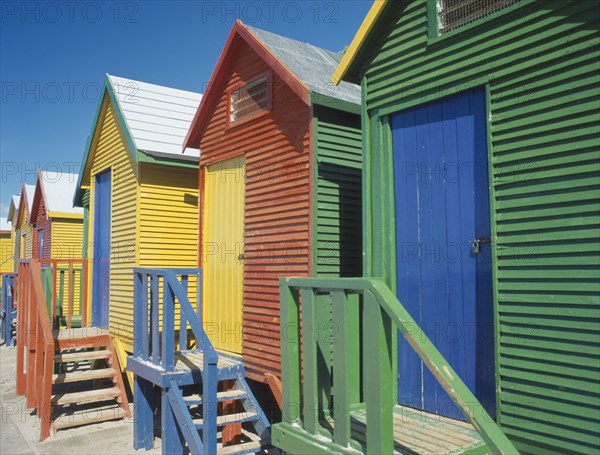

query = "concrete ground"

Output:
[[0, 345, 161, 455]]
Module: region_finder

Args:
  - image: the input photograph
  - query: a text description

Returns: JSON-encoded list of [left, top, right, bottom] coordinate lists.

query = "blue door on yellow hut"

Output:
[[392, 88, 495, 420], [92, 170, 111, 329]]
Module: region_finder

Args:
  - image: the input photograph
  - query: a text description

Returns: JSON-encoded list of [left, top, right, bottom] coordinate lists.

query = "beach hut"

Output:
[[73, 74, 202, 358], [182, 20, 362, 382], [0, 222, 12, 273], [15, 184, 35, 261], [30, 170, 84, 260], [127, 22, 362, 454], [6, 195, 20, 271], [272, 1, 599, 454], [29, 170, 84, 326]]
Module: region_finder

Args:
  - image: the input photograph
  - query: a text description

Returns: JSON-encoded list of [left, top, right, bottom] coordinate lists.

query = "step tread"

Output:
[[52, 368, 116, 384], [52, 406, 128, 430], [193, 412, 259, 427], [185, 390, 247, 405], [218, 440, 266, 455], [54, 350, 111, 363], [52, 386, 122, 405]]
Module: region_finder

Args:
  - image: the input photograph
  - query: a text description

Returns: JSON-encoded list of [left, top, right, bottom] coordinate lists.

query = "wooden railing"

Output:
[[277, 277, 518, 455], [1, 273, 17, 346], [132, 268, 219, 453], [15, 260, 54, 440], [39, 258, 89, 330]]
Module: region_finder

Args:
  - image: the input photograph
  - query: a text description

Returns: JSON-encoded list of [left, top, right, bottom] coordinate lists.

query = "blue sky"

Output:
[[0, 0, 371, 221]]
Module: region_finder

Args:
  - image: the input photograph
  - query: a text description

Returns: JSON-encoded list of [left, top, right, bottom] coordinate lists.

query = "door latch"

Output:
[[237, 253, 245, 261], [471, 237, 491, 254]]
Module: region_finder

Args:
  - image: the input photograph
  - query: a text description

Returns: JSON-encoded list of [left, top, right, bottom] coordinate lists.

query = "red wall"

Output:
[[32, 195, 51, 259], [199, 37, 311, 379]]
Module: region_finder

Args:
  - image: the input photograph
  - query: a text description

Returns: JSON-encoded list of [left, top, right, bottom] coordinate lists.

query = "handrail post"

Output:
[[133, 271, 143, 358], [67, 262, 74, 329], [180, 274, 188, 351], [364, 290, 394, 455], [52, 262, 57, 330], [151, 276, 159, 364], [280, 280, 301, 425], [331, 290, 359, 447], [301, 288, 319, 435], [82, 259, 88, 327], [202, 355, 218, 455], [162, 279, 175, 371]]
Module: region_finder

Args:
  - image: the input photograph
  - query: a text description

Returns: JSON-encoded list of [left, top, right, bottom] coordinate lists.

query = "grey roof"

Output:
[[7, 195, 20, 223], [245, 25, 361, 106], [39, 171, 84, 215], [108, 75, 202, 158]]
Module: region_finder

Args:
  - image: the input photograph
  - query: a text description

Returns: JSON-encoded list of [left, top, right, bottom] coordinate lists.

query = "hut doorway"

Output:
[[92, 169, 112, 329], [203, 155, 245, 355], [391, 88, 495, 420]]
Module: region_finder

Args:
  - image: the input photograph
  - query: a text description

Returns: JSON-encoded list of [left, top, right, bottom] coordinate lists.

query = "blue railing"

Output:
[[132, 267, 219, 453], [1, 273, 17, 346]]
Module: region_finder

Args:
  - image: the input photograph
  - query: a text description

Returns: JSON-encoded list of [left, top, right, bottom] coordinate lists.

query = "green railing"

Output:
[[273, 277, 518, 455]]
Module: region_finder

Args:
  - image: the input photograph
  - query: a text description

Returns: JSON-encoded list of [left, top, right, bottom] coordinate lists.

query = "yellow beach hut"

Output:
[[6, 195, 20, 271], [15, 184, 35, 261], [73, 74, 201, 357]]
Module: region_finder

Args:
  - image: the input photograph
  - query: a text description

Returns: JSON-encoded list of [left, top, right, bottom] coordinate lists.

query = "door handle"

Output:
[[471, 237, 491, 254]]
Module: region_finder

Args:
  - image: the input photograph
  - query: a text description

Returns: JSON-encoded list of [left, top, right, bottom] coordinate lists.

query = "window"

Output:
[[437, 0, 521, 35], [228, 74, 271, 126]]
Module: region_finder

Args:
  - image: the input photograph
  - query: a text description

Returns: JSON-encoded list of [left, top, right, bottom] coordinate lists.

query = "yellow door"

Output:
[[203, 155, 245, 354]]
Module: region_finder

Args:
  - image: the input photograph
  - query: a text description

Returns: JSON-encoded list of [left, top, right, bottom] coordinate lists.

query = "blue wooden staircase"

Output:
[[127, 268, 271, 455]]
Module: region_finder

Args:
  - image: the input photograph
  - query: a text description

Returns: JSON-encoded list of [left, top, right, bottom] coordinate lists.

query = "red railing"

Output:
[[16, 259, 54, 440], [39, 258, 89, 329]]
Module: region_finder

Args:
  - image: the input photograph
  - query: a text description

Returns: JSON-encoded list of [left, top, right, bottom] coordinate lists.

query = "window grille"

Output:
[[229, 76, 270, 125], [437, 0, 520, 35]]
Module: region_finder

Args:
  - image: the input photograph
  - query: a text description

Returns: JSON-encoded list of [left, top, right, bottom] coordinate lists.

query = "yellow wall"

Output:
[[52, 218, 84, 260], [0, 233, 12, 273], [19, 210, 32, 259], [87, 99, 138, 349], [52, 217, 84, 314], [139, 162, 199, 339]]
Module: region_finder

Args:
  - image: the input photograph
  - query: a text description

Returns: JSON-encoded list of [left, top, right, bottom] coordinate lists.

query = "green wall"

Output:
[[313, 104, 363, 278], [356, 1, 600, 453]]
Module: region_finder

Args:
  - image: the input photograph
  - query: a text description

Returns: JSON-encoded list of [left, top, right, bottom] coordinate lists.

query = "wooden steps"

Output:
[[193, 411, 259, 428], [184, 389, 248, 406], [52, 405, 129, 430], [52, 367, 117, 384], [52, 386, 122, 405], [48, 331, 130, 435], [54, 349, 112, 363]]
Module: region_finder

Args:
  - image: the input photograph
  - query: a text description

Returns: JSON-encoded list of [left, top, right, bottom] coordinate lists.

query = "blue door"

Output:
[[92, 170, 111, 329], [392, 88, 495, 420]]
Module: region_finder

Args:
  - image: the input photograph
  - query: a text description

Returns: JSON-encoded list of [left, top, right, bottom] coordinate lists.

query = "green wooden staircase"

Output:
[[272, 278, 518, 455]]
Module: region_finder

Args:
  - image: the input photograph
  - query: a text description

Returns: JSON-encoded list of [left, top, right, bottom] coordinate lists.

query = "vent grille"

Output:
[[437, 0, 520, 34], [230, 76, 269, 125]]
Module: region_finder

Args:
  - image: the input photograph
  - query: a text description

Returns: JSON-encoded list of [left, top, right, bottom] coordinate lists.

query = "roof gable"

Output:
[[31, 170, 83, 219], [332, 0, 390, 85], [16, 183, 35, 227], [74, 75, 202, 206], [7, 194, 20, 224], [184, 20, 360, 149]]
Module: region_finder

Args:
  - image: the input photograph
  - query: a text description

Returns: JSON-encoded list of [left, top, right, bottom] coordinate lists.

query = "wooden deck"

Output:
[[173, 350, 242, 372], [326, 405, 487, 455], [53, 327, 110, 340]]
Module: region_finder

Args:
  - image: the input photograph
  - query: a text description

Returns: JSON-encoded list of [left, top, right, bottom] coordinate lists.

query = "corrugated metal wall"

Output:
[[361, 1, 600, 452], [32, 195, 51, 259], [313, 105, 362, 277], [88, 97, 138, 350], [19, 208, 32, 259], [199, 38, 311, 378], [139, 161, 199, 316], [0, 233, 12, 273], [52, 218, 84, 314]]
